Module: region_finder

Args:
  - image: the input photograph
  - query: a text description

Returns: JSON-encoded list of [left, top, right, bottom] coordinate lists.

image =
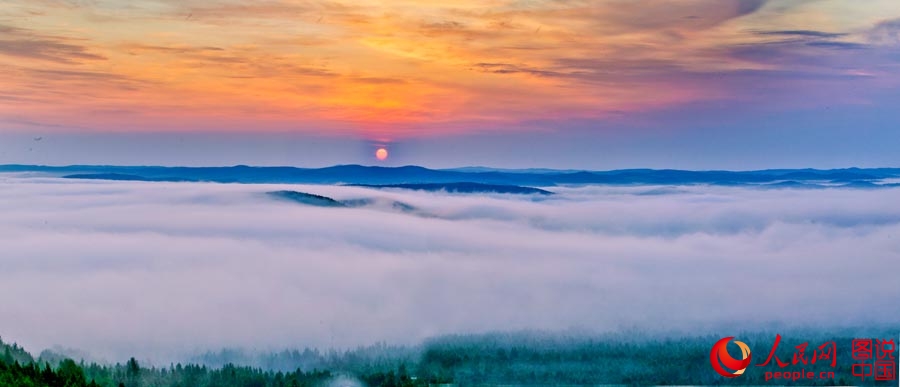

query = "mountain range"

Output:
[[2, 164, 899, 188]]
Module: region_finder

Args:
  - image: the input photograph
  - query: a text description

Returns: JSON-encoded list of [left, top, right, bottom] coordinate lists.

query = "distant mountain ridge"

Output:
[[2, 164, 899, 187]]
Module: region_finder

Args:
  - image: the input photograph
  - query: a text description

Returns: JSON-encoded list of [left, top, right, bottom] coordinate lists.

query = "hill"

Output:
[[350, 182, 554, 195], [266, 190, 346, 207]]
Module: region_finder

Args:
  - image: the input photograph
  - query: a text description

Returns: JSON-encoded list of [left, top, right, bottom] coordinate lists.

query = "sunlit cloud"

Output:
[[1, 0, 899, 140]]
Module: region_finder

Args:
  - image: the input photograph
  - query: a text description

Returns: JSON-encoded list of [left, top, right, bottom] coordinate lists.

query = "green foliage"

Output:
[[0, 356, 99, 387], [0, 340, 429, 387], [1, 337, 36, 365], [2, 329, 897, 386]]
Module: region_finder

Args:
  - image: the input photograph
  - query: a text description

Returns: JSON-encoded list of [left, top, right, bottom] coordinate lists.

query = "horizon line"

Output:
[[2, 163, 900, 173]]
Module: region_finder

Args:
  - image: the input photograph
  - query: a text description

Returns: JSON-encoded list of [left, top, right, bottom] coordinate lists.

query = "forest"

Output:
[[2, 328, 896, 386]]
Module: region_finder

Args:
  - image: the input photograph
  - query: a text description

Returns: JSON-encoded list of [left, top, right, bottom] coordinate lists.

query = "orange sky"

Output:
[[2, 0, 899, 141]]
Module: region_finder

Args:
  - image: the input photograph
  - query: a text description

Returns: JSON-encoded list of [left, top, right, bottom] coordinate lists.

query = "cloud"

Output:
[[177, 0, 350, 22], [27, 68, 138, 83], [720, 37, 873, 72], [2, 0, 899, 137], [804, 41, 868, 50], [0, 25, 107, 64], [868, 18, 900, 45], [754, 29, 847, 38], [735, 0, 768, 17], [473, 62, 565, 77], [475, 0, 768, 33], [0, 175, 897, 363]]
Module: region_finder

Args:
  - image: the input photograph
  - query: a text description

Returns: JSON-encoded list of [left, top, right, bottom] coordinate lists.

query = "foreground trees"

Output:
[[1, 341, 426, 387], [2, 330, 893, 386]]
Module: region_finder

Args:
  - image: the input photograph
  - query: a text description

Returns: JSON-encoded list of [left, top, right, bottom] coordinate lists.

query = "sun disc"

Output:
[[375, 148, 389, 160]]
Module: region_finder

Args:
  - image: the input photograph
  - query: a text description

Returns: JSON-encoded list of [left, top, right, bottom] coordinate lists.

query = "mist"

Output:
[[0, 174, 898, 363]]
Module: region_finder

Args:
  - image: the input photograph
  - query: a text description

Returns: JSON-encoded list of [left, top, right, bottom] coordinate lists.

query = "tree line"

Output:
[[3, 328, 896, 386]]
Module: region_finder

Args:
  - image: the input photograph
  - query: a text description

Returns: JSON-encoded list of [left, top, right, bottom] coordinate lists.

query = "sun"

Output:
[[375, 148, 389, 161]]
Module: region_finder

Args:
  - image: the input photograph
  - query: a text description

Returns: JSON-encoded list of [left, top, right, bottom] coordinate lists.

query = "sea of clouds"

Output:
[[0, 174, 898, 362]]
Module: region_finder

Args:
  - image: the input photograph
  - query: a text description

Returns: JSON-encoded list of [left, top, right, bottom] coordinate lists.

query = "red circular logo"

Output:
[[710, 336, 752, 378]]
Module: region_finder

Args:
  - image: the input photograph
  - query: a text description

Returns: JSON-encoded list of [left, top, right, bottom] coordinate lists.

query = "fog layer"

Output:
[[0, 175, 897, 361]]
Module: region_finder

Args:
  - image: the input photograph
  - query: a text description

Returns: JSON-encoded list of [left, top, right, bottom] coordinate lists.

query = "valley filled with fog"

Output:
[[1, 174, 897, 363]]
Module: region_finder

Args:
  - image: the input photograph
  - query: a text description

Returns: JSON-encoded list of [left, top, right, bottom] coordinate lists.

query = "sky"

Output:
[[1, 0, 900, 168], [1, 175, 898, 362]]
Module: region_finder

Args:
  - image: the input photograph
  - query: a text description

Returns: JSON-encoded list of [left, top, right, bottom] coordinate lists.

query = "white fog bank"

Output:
[[0, 175, 898, 362]]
